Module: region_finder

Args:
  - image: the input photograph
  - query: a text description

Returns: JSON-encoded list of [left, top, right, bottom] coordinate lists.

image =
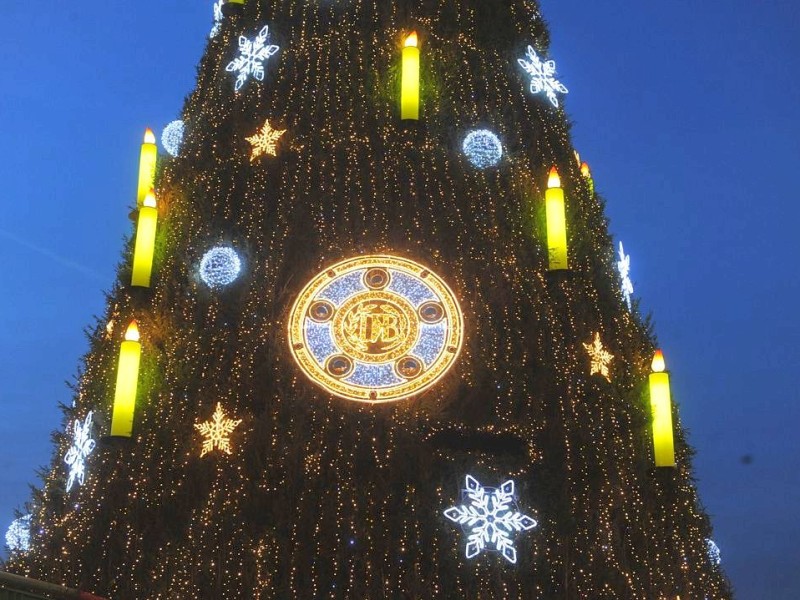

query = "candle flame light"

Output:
[[143, 191, 157, 209], [404, 31, 418, 47], [547, 166, 561, 188], [125, 321, 140, 342], [580, 162, 591, 178], [652, 349, 666, 372], [143, 128, 156, 145]]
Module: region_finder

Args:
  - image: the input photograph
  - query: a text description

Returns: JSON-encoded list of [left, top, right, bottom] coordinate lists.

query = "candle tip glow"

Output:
[[143, 190, 158, 208], [144, 128, 156, 144], [547, 166, 561, 188], [580, 162, 591, 177], [652, 350, 666, 373], [125, 321, 140, 342], [404, 31, 418, 48]]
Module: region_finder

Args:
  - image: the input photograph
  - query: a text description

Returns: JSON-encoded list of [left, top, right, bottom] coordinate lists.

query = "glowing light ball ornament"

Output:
[[200, 246, 242, 289], [110, 321, 142, 438], [5, 514, 32, 553], [462, 129, 503, 169], [706, 539, 722, 566], [161, 120, 185, 157], [444, 475, 538, 564], [288, 255, 463, 403], [400, 31, 420, 120], [649, 350, 676, 467]]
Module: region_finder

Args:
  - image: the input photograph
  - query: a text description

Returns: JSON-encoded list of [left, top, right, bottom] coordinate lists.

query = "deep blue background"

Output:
[[1, 2, 798, 597]]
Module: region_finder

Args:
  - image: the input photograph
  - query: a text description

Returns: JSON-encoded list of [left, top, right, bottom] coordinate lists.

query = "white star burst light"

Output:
[[226, 25, 280, 92], [444, 475, 537, 564], [64, 411, 96, 492], [617, 242, 634, 310], [210, 0, 223, 38], [5, 514, 32, 553], [517, 45, 568, 108]]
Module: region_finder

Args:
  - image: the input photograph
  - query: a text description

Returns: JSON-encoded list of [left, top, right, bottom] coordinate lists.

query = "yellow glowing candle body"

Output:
[[401, 32, 420, 120], [137, 129, 157, 206], [131, 192, 158, 287], [111, 322, 142, 438], [545, 167, 569, 270], [649, 350, 676, 467]]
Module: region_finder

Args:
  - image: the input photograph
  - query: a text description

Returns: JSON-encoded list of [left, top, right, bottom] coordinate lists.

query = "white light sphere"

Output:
[[200, 247, 242, 289], [706, 539, 722, 566], [6, 515, 32, 553], [161, 120, 185, 157], [462, 129, 503, 169]]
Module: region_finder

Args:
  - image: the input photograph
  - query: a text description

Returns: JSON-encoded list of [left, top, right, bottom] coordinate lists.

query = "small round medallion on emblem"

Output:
[[418, 301, 445, 324], [325, 355, 354, 379], [395, 356, 423, 379], [364, 267, 391, 290], [308, 300, 335, 323]]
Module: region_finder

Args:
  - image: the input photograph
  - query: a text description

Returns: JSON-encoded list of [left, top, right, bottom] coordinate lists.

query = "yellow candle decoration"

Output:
[[649, 350, 676, 467], [401, 32, 420, 120], [545, 166, 569, 271], [131, 191, 159, 288], [110, 321, 142, 438], [137, 128, 158, 207]]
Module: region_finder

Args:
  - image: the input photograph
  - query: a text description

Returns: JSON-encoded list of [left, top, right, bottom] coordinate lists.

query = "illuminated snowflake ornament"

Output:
[[706, 539, 722, 566], [161, 120, 185, 157], [462, 129, 503, 169], [226, 25, 280, 92], [209, 0, 223, 38], [195, 403, 243, 457], [444, 475, 538, 564], [5, 515, 32, 553], [64, 411, 96, 492], [617, 242, 634, 310], [583, 333, 614, 381], [246, 119, 286, 161], [517, 45, 568, 108]]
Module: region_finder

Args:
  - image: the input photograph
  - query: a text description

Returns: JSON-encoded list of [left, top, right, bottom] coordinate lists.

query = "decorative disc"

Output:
[[288, 255, 464, 403]]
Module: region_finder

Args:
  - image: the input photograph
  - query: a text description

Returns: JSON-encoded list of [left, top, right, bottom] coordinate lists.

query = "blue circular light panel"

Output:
[[462, 129, 503, 169], [200, 246, 242, 289]]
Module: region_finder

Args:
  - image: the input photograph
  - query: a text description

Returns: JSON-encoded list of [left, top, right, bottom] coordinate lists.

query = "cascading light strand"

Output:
[[400, 31, 420, 120], [545, 166, 569, 271], [110, 321, 142, 438], [131, 191, 159, 288], [137, 129, 157, 207], [650, 350, 676, 467]]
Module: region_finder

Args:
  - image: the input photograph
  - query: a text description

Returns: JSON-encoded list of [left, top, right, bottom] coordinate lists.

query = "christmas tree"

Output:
[[5, 0, 732, 598]]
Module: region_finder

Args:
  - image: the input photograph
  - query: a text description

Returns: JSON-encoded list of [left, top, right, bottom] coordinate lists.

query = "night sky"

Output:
[[2, 1, 798, 597]]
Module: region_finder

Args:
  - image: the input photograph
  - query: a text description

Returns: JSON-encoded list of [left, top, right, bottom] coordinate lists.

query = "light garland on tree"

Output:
[[199, 246, 242, 289], [161, 120, 185, 157], [225, 25, 280, 92], [462, 129, 503, 169], [5, 514, 32, 553], [617, 242, 634, 310], [583, 332, 614, 381], [64, 411, 96, 492], [517, 45, 568, 108], [195, 403, 243, 457], [444, 475, 537, 564], [246, 119, 286, 161]]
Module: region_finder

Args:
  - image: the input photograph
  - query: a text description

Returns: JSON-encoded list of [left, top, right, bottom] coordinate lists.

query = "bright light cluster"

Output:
[[462, 129, 503, 169], [5, 514, 32, 553], [226, 25, 280, 92], [706, 539, 722, 566], [617, 242, 634, 310], [444, 475, 537, 564], [246, 119, 286, 161], [195, 403, 243, 457], [64, 411, 96, 493], [200, 246, 242, 289], [161, 120, 185, 157], [583, 333, 614, 381], [517, 45, 568, 108]]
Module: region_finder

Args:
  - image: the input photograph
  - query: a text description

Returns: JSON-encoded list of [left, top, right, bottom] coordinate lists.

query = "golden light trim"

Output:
[[288, 255, 464, 403]]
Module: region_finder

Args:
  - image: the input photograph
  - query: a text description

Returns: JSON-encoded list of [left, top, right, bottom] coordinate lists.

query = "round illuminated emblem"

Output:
[[288, 255, 464, 403]]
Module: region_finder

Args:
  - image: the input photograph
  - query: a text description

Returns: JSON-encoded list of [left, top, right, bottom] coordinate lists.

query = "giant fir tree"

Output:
[[5, 0, 733, 598]]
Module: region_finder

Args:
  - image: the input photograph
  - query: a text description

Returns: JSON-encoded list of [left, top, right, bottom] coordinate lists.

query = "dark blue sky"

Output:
[[2, 1, 798, 597]]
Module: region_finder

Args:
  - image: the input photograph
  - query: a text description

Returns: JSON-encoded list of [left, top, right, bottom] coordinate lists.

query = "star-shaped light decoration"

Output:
[[64, 411, 96, 492], [225, 25, 280, 92], [246, 120, 286, 162], [517, 45, 569, 108], [195, 403, 243, 457], [583, 332, 614, 381], [617, 242, 634, 310], [209, 0, 223, 38], [444, 475, 538, 564]]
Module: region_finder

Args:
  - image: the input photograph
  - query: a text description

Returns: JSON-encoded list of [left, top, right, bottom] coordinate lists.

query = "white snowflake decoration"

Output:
[[517, 45, 569, 108], [210, 0, 224, 38], [617, 242, 634, 310], [64, 411, 96, 492], [225, 25, 280, 92], [444, 475, 537, 564], [706, 538, 722, 566], [5, 514, 31, 553], [161, 120, 185, 157]]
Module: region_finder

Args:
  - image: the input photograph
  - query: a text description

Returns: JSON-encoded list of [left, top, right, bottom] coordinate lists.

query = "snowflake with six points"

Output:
[[246, 119, 287, 161], [617, 242, 634, 310], [226, 25, 280, 92], [517, 45, 569, 108], [209, 0, 223, 39], [64, 411, 96, 492], [444, 475, 538, 564], [583, 332, 614, 381], [195, 403, 243, 457]]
